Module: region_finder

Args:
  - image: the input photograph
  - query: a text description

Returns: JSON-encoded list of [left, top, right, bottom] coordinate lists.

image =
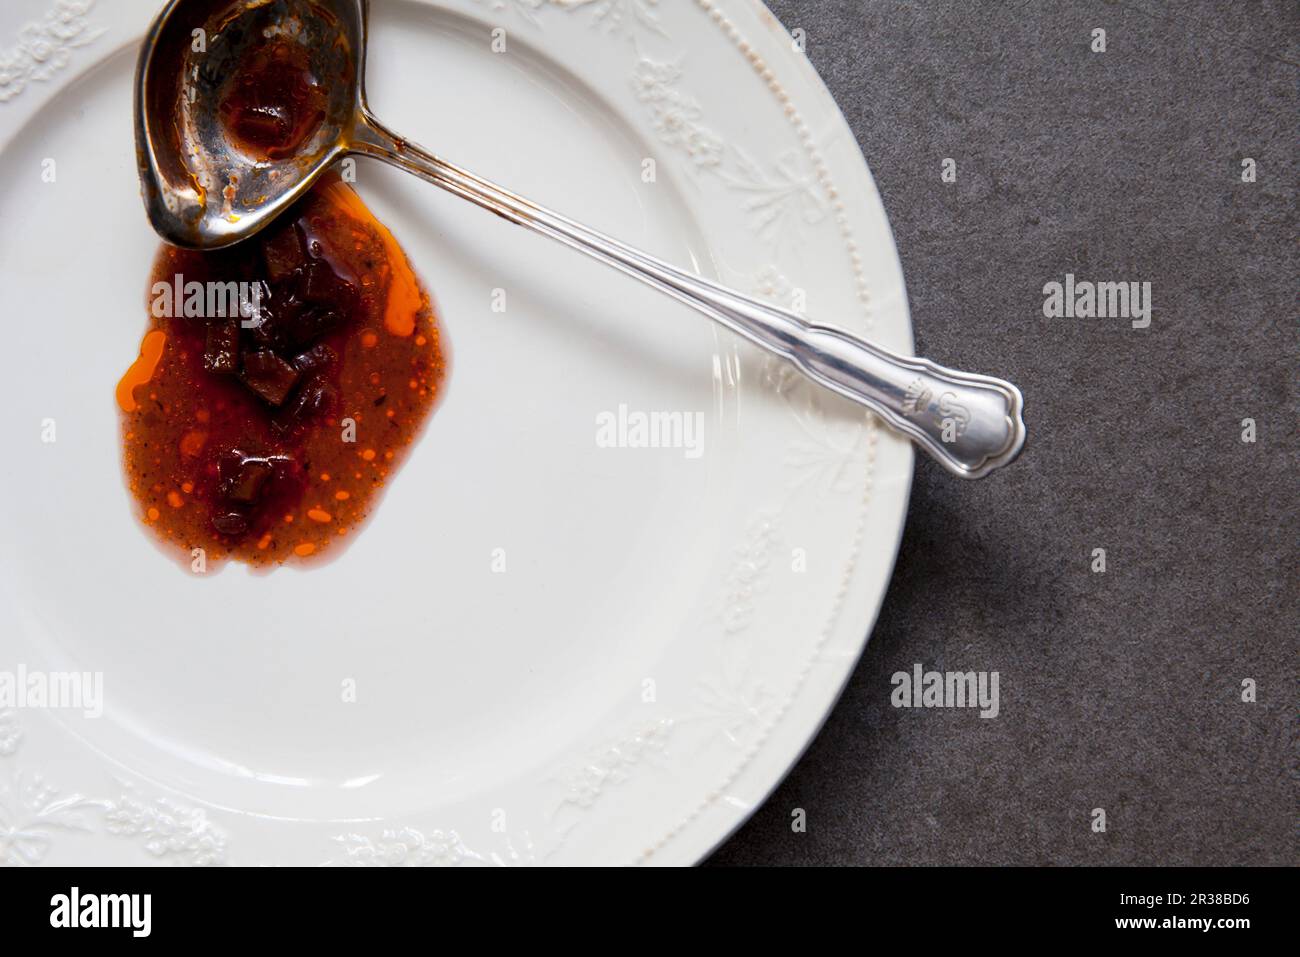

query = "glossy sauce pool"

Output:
[[118, 173, 447, 569]]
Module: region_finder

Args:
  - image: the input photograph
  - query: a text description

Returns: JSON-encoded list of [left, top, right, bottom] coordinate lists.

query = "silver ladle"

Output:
[[135, 0, 1025, 478]]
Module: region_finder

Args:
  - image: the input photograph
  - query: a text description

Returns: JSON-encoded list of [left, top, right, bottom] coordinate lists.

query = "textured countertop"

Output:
[[708, 0, 1296, 866]]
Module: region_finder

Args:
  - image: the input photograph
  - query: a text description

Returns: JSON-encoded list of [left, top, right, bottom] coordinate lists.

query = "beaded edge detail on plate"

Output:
[[635, 0, 880, 863]]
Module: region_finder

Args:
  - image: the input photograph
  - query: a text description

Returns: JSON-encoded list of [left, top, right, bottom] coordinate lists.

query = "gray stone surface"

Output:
[[708, 0, 1297, 866]]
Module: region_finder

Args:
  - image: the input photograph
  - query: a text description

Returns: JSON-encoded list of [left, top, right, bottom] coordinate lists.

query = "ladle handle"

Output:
[[350, 114, 1025, 478]]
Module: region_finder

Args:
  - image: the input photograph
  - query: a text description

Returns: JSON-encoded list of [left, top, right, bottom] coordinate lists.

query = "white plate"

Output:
[[0, 0, 911, 866]]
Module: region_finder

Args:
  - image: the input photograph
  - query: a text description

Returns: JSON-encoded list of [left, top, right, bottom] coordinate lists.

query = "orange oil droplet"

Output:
[[116, 330, 167, 412]]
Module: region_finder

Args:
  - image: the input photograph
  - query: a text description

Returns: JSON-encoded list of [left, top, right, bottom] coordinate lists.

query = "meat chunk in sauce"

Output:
[[203, 319, 240, 374]]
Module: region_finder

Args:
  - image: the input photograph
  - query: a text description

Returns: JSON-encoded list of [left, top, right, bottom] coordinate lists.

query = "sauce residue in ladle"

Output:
[[118, 172, 448, 569], [217, 35, 327, 160]]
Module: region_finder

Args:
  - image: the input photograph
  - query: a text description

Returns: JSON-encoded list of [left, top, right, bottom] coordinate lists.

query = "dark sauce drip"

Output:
[[120, 174, 446, 567]]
